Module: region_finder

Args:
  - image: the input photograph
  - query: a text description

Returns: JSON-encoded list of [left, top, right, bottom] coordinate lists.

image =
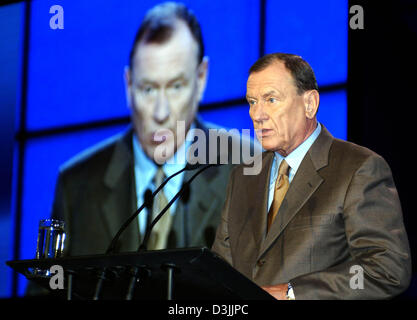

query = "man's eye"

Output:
[[167, 82, 185, 94], [170, 82, 185, 92], [141, 86, 154, 94], [268, 97, 276, 103], [173, 82, 183, 89], [248, 100, 256, 106]]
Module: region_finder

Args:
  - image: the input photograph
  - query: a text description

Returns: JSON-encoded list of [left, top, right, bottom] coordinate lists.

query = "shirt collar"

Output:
[[271, 123, 322, 183], [133, 132, 156, 191]]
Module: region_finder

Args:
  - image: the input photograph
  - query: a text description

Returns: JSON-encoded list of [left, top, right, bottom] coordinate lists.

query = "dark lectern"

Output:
[[7, 247, 273, 300]]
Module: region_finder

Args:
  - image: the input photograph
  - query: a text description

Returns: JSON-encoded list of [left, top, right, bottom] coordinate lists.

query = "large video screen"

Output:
[[6, 0, 347, 296]]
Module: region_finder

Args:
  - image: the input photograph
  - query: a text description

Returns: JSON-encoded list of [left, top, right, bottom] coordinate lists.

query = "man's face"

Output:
[[246, 61, 316, 156], [126, 21, 208, 163]]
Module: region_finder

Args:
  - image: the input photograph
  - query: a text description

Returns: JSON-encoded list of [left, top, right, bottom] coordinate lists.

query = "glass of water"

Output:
[[36, 219, 66, 259]]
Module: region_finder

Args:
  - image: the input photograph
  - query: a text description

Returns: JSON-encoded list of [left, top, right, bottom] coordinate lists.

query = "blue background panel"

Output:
[[18, 125, 127, 295], [0, 1, 24, 298], [265, 0, 348, 87], [317, 90, 347, 140], [26, 0, 259, 131], [200, 104, 254, 134]]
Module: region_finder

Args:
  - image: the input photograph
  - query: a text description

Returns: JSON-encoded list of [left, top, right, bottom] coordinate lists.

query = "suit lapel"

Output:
[[258, 125, 334, 258], [258, 154, 323, 257], [101, 128, 140, 252], [227, 151, 274, 276], [246, 152, 274, 253]]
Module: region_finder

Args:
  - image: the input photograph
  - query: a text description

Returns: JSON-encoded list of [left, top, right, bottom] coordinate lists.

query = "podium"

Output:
[[7, 247, 274, 300]]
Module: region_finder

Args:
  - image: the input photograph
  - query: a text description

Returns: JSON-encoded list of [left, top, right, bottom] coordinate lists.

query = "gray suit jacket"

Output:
[[212, 125, 411, 299], [52, 119, 252, 256]]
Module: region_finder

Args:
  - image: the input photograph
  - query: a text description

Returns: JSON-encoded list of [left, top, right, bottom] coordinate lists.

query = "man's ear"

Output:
[[197, 56, 209, 102], [304, 90, 320, 119], [124, 65, 132, 109]]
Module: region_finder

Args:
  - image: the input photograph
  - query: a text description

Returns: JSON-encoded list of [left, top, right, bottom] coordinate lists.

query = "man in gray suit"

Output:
[[51, 2, 258, 257], [212, 53, 411, 299]]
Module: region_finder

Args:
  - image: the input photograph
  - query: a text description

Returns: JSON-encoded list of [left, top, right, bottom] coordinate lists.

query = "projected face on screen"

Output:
[[126, 20, 208, 163]]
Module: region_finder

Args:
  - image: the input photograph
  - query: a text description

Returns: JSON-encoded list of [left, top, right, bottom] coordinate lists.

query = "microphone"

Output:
[[181, 184, 191, 247], [106, 166, 187, 254], [181, 181, 191, 204], [94, 163, 203, 300], [105, 160, 211, 254], [138, 162, 221, 251], [143, 188, 153, 238], [204, 226, 216, 248]]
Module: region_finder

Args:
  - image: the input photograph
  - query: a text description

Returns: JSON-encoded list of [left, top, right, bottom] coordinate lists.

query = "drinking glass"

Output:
[[36, 219, 66, 259]]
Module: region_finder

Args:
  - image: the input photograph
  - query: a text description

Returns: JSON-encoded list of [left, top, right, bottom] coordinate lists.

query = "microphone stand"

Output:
[[138, 163, 216, 251], [125, 189, 152, 300], [105, 168, 186, 255], [93, 161, 217, 300], [93, 166, 187, 300], [137, 163, 218, 299]]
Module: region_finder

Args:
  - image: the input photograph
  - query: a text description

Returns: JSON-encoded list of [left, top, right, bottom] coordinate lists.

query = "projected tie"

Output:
[[148, 167, 172, 250], [267, 160, 290, 232]]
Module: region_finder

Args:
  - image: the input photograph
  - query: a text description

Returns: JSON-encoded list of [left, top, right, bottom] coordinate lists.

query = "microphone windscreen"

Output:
[[204, 226, 216, 248], [184, 161, 203, 171], [181, 183, 191, 204], [144, 188, 153, 210]]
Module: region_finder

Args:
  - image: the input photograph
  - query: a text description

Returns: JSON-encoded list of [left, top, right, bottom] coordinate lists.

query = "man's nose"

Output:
[[251, 101, 268, 123], [153, 90, 170, 124]]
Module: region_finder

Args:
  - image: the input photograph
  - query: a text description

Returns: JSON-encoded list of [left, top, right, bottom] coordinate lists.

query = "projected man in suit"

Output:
[[212, 53, 411, 299], [51, 2, 258, 256]]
